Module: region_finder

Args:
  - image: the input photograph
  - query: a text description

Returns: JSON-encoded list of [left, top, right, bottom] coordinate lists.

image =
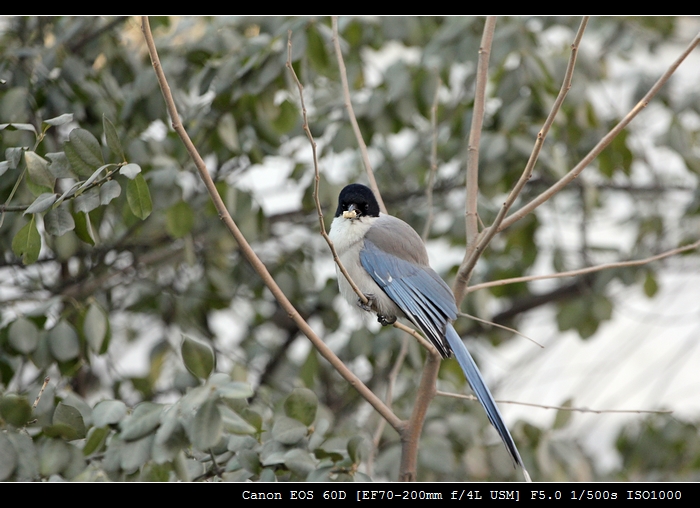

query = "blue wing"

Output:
[[360, 239, 524, 469], [360, 240, 456, 357]]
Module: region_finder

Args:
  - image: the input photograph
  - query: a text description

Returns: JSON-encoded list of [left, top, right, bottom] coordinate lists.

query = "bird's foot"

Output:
[[357, 294, 375, 312], [377, 314, 396, 326]]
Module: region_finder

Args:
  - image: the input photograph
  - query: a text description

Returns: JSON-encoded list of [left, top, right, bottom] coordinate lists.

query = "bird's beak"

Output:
[[342, 204, 359, 220]]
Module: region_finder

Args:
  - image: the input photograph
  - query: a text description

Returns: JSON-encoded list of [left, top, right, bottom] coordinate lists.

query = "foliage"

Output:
[[0, 16, 698, 481], [616, 414, 700, 481]]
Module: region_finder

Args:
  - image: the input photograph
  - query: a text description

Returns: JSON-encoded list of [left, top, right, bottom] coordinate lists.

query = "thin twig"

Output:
[[467, 239, 700, 293], [498, 30, 700, 233], [455, 17, 589, 305], [32, 376, 50, 409], [422, 76, 442, 241], [331, 16, 386, 214], [437, 390, 673, 415], [393, 321, 435, 352], [0, 164, 125, 215], [459, 312, 544, 348], [286, 32, 368, 307], [141, 17, 401, 432]]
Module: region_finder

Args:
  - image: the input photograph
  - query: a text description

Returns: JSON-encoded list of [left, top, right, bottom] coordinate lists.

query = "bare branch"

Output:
[[141, 17, 402, 432], [455, 17, 589, 305], [437, 391, 673, 415], [32, 376, 50, 409], [467, 239, 700, 293], [499, 29, 700, 232], [393, 320, 435, 352], [286, 32, 369, 307], [459, 312, 544, 348], [331, 16, 387, 214], [399, 348, 442, 482], [463, 17, 496, 264]]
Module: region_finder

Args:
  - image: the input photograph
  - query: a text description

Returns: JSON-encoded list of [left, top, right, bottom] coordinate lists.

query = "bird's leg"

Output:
[[357, 293, 375, 312], [357, 294, 396, 325], [377, 314, 396, 326]]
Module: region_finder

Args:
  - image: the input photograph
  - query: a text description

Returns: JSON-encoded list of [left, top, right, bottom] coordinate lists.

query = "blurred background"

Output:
[[1, 16, 699, 481]]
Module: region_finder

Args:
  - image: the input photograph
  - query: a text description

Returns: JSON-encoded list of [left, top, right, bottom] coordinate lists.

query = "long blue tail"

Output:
[[445, 324, 524, 469]]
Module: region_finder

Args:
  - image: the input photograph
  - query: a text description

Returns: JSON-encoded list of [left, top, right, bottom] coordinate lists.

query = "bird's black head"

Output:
[[335, 184, 381, 219]]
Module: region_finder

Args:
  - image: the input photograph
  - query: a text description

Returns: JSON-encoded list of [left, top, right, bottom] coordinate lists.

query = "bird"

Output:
[[329, 183, 525, 472]]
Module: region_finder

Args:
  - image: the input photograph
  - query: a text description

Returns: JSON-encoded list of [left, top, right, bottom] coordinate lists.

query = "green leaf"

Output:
[[120, 434, 154, 472], [12, 216, 41, 264], [99, 179, 121, 205], [46, 152, 76, 179], [44, 205, 75, 236], [8, 317, 39, 354], [126, 173, 152, 219], [0, 122, 36, 133], [52, 403, 87, 440], [644, 271, 658, 297], [238, 449, 262, 473], [24, 193, 57, 215], [217, 113, 239, 151], [72, 211, 96, 245], [284, 448, 316, 478], [153, 409, 188, 463], [181, 335, 215, 379], [77, 164, 110, 191], [283, 388, 318, 426], [272, 100, 298, 133], [553, 398, 574, 430], [166, 201, 194, 238], [191, 399, 223, 451], [65, 128, 104, 177], [84, 303, 109, 353], [83, 426, 110, 456], [103, 115, 125, 160], [39, 438, 72, 476], [6, 433, 38, 480], [25, 151, 56, 191], [48, 320, 80, 362], [347, 435, 367, 463], [93, 400, 127, 427], [73, 188, 101, 213], [120, 402, 163, 441], [119, 163, 141, 179], [44, 113, 74, 127], [306, 24, 329, 72], [216, 382, 254, 401], [220, 405, 256, 435], [0, 394, 33, 427], [271, 415, 308, 445], [0, 433, 18, 480], [6, 147, 22, 169]]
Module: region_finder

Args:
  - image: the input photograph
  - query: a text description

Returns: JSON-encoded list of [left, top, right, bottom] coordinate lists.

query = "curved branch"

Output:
[[141, 17, 402, 432], [286, 31, 369, 308]]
